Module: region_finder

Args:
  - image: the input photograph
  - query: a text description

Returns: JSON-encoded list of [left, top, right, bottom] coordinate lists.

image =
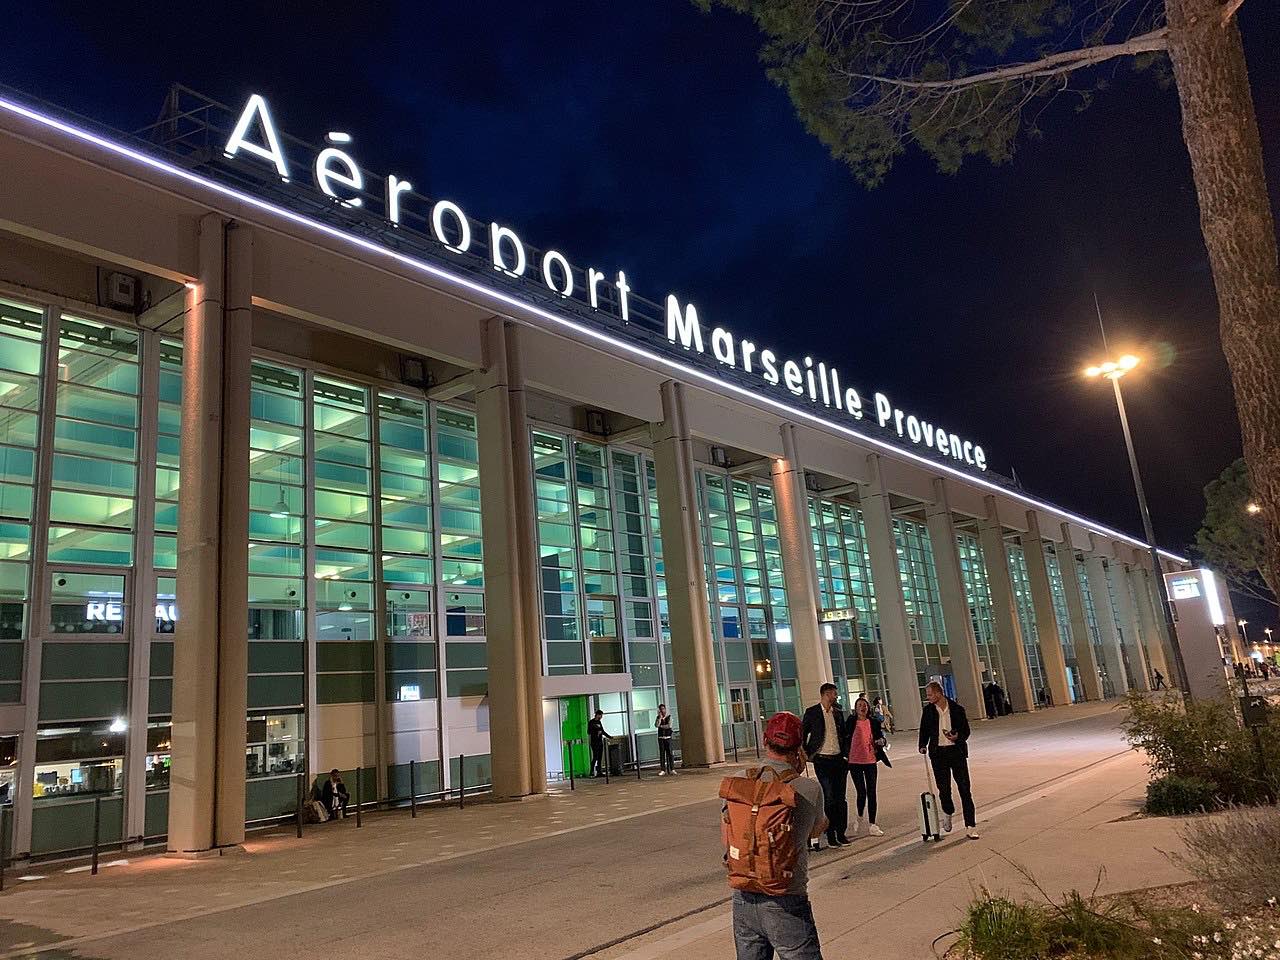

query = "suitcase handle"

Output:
[[922, 751, 938, 794]]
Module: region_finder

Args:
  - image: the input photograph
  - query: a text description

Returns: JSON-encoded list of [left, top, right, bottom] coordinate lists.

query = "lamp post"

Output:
[[1083, 352, 1190, 695], [1239, 619, 1249, 645]]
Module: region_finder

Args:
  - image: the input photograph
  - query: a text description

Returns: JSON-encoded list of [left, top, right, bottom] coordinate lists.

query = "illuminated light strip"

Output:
[[0, 94, 1188, 563]]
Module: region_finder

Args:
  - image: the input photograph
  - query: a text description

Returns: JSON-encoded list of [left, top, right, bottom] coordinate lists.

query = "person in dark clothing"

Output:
[[588, 709, 612, 777], [656, 703, 676, 775], [1152, 669, 1167, 690], [918, 681, 979, 840], [843, 696, 891, 837], [801, 682, 850, 847], [320, 768, 349, 818]]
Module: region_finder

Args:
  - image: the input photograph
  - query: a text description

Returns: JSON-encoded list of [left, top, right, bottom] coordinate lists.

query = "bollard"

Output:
[[409, 761, 417, 818], [295, 773, 304, 839], [730, 722, 739, 764], [355, 768, 363, 827], [754, 720, 761, 759], [603, 742, 610, 785], [90, 796, 102, 876], [458, 753, 465, 809], [566, 740, 575, 791], [632, 732, 641, 780]]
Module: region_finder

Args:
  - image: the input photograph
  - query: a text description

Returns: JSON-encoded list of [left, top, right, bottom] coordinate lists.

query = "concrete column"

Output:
[[652, 381, 723, 766], [923, 479, 984, 715], [1082, 550, 1128, 695], [1138, 567, 1177, 682], [771, 424, 832, 702], [1021, 512, 1072, 708], [474, 317, 541, 799], [504, 323, 546, 793], [977, 498, 1035, 713], [168, 216, 251, 853], [1131, 564, 1171, 685], [859, 455, 923, 730], [1056, 524, 1103, 702], [1112, 548, 1151, 692]]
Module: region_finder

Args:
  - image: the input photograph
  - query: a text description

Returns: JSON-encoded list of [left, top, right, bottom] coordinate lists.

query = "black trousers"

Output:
[[590, 739, 605, 776], [930, 748, 976, 827], [658, 738, 674, 773], [848, 763, 878, 823], [812, 755, 848, 840]]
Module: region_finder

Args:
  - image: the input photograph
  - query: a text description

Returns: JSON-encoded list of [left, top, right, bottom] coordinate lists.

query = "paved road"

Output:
[[2, 703, 1137, 960]]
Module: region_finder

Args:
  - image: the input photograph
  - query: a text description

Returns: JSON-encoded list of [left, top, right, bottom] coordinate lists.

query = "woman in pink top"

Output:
[[844, 697, 891, 837]]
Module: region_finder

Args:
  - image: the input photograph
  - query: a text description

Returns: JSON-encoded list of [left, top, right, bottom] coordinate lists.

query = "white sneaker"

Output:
[[658, 771, 666, 776], [867, 823, 884, 836], [966, 829, 981, 840], [942, 814, 953, 833]]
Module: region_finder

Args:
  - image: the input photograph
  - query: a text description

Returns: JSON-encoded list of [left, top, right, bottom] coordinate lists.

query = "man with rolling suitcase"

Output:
[[918, 681, 979, 840]]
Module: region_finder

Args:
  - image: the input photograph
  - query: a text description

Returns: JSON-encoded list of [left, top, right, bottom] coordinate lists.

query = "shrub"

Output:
[[1122, 692, 1280, 808], [1175, 805, 1280, 909], [1145, 774, 1219, 815], [957, 894, 1046, 960]]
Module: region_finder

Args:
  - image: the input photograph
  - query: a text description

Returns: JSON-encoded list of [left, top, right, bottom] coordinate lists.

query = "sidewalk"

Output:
[[0, 700, 1146, 960], [599, 748, 1193, 960]]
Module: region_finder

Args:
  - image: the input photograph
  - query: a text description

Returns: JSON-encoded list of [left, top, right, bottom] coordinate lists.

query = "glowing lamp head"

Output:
[[1084, 354, 1141, 380], [1247, 502, 1262, 515]]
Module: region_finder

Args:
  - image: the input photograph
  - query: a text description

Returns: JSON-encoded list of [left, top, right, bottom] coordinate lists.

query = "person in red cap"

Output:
[[722, 711, 827, 959]]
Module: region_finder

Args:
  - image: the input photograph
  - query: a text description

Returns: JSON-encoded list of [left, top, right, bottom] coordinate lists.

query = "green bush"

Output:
[[1145, 774, 1219, 815], [957, 894, 1046, 960], [1122, 692, 1280, 809]]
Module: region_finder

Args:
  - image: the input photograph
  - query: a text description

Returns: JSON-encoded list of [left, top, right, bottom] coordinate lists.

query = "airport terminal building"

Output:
[[0, 85, 1190, 859]]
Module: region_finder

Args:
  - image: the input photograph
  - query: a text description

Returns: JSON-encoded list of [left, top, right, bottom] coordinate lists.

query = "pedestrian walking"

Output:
[[918, 681, 979, 840], [1152, 668, 1166, 690], [802, 683, 850, 847], [872, 696, 893, 734], [844, 696, 891, 837], [721, 711, 826, 960], [656, 703, 676, 775], [588, 709, 613, 777]]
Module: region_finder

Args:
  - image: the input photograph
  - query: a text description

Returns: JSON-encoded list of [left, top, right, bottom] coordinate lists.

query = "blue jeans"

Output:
[[732, 891, 823, 960]]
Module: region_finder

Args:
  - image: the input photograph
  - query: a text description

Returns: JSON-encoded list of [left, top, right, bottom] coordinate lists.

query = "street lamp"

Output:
[[1247, 502, 1262, 515], [1239, 619, 1249, 644], [1083, 350, 1190, 694]]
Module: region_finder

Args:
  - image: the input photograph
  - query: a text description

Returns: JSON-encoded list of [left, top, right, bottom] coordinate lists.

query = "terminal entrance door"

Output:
[[542, 695, 591, 783]]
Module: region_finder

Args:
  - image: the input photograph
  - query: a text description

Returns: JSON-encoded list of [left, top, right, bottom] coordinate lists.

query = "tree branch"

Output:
[[845, 27, 1169, 91]]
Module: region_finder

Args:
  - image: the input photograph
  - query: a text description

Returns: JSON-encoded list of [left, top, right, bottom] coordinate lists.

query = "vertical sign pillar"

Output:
[[168, 215, 251, 853], [924, 479, 984, 714], [860, 455, 924, 730], [1138, 567, 1176, 684], [771, 424, 832, 703], [1022, 512, 1072, 708], [1056, 523, 1103, 702], [977, 498, 1034, 713], [652, 382, 723, 766], [475, 318, 538, 800]]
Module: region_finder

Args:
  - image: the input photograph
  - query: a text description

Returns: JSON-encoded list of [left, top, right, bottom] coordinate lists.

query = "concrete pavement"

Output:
[[0, 701, 1187, 960]]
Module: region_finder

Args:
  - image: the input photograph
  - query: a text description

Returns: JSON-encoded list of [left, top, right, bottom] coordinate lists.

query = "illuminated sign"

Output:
[[86, 602, 177, 622], [819, 609, 856, 623], [222, 94, 987, 469], [1169, 576, 1201, 600]]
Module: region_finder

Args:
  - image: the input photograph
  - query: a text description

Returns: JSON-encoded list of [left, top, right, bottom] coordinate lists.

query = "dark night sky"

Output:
[[6, 2, 1279, 625]]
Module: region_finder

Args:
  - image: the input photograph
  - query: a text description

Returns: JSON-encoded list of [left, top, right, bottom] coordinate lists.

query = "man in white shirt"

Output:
[[918, 681, 979, 840], [801, 683, 850, 847]]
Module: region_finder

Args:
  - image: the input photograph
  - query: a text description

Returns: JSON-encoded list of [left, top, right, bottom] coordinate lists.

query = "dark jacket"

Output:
[[320, 778, 349, 810], [587, 717, 610, 744], [918, 698, 972, 758], [656, 713, 673, 740], [802, 703, 850, 759], [844, 714, 892, 767]]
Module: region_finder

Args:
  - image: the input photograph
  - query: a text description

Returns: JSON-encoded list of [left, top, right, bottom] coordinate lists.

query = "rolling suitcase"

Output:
[[919, 753, 942, 842]]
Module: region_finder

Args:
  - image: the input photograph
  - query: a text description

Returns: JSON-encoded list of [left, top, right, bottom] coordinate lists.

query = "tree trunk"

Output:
[[1165, 0, 1280, 598]]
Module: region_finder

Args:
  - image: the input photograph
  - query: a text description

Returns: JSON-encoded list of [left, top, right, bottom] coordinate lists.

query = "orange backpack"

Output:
[[719, 765, 801, 895]]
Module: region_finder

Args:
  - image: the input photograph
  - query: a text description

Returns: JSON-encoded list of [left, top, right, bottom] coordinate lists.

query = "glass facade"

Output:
[[1044, 544, 1082, 702], [1006, 543, 1048, 704], [0, 279, 1154, 857], [956, 532, 1003, 686], [808, 497, 887, 705], [893, 517, 948, 698], [1076, 556, 1117, 698]]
